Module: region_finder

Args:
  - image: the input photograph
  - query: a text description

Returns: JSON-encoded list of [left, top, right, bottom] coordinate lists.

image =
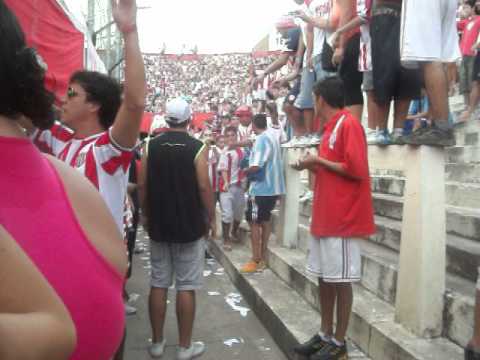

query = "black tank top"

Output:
[[146, 131, 207, 243]]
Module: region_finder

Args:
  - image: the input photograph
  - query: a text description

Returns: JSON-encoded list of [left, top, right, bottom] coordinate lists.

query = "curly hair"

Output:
[[70, 71, 122, 130], [0, 0, 55, 130]]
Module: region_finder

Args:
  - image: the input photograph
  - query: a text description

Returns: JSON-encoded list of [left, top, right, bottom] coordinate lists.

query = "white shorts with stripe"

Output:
[[307, 236, 362, 283], [219, 184, 245, 224], [400, 0, 460, 63]]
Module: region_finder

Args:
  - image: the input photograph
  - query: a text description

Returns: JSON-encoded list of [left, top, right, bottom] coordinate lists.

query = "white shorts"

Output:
[[307, 236, 362, 283], [400, 0, 460, 63], [220, 184, 245, 224]]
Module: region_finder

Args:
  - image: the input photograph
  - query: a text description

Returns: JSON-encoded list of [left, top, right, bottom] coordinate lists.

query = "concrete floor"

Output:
[[124, 228, 287, 360]]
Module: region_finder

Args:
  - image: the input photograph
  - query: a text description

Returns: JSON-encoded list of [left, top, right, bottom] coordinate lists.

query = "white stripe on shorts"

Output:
[[307, 236, 362, 283]]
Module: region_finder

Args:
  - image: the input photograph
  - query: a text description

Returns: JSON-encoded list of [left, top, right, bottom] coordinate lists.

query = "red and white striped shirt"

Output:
[[33, 122, 133, 232], [208, 146, 222, 192], [217, 148, 245, 192], [357, 0, 372, 72]]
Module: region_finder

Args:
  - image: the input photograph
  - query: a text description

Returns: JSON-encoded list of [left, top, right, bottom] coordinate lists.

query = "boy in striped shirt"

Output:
[[218, 127, 246, 250]]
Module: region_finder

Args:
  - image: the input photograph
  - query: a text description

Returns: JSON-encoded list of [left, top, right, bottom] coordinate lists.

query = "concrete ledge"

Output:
[[208, 239, 370, 360], [209, 238, 463, 360]]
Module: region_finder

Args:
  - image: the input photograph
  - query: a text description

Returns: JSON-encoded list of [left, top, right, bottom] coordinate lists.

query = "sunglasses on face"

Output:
[[67, 87, 79, 99]]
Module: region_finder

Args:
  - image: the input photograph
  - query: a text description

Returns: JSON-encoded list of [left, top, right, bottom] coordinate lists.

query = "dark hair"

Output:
[[312, 77, 345, 109], [0, 0, 55, 129], [224, 126, 237, 135], [70, 71, 122, 130], [252, 113, 267, 130]]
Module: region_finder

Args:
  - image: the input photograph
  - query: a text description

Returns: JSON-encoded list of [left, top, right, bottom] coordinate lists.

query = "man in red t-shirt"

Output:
[[292, 77, 375, 360], [459, 1, 480, 107]]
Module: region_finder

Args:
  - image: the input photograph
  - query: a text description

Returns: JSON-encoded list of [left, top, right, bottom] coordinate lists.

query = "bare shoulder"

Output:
[[45, 156, 127, 276]]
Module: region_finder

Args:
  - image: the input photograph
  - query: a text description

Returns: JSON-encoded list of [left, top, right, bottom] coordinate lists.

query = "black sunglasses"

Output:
[[67, 87, 79, 99]]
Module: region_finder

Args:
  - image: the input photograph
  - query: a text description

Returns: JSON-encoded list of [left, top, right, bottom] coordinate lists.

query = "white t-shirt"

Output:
[[357, 0, 372, 72], [217, 148, 245, 189], [310, 0, 335, 57]]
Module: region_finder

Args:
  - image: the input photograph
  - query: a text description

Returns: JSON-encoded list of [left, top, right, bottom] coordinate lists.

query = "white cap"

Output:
[[165, 97, 192, 123]]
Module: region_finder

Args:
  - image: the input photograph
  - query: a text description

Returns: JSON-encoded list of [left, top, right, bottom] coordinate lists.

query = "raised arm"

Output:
[[110, 0, 147, 149], [275, 35, 306, 84], [0, 226, 76, 360], [254, 53, 291, 87]]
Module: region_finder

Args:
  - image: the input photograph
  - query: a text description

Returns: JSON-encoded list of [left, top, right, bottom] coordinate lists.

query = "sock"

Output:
[[318, 331, 331, 342], [331, 338, 344, 346]]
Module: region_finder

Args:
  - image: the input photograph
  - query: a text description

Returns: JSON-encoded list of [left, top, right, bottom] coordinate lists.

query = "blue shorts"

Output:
[[294, 67, 315, 110], [294, 59, 337, 110]]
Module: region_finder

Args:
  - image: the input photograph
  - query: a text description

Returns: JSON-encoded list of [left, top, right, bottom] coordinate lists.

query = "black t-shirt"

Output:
[[146, 131, 207, 243], [284, 28, 301, 54]]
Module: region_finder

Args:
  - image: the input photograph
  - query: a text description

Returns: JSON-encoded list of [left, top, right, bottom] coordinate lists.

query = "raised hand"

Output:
[[111, 0, 137, 34]]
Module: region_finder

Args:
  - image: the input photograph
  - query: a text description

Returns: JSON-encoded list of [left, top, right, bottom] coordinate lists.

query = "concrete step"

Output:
[[371, 175, 405, 197], [446, 146, 480, 164], [447, 205, 480, 241], [209, 237, 464, 360], [301, 194, 480, 241], [208, 239, 371, 360], [369, 175, 480, 209], [372, 215, 480, 283], [446, 182, 480, 208], [453, 122, 480, 147], [446, 163, 480, 183], [225, 213, 477, 351]]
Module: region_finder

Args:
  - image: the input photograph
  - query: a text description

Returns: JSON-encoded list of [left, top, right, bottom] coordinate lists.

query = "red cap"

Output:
[[235, 106, 253, 117]]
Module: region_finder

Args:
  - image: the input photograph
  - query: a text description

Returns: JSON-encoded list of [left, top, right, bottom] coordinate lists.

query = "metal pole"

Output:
[[87, 0, 95, 36], [106, 0, 112, 72]]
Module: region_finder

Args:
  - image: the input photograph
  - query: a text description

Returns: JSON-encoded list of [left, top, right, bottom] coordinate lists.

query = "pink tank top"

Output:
[[0, 136, 125, 360]]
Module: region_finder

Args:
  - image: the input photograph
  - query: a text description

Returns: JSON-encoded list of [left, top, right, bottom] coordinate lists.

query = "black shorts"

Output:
[[246, 196, 278, 224], [284, 78, 301, 105], [473, 53, 480, 82], [370, 10, 421, 104], [339, 33, 364, 107]]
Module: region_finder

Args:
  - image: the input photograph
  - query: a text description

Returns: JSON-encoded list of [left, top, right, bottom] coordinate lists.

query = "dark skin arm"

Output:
[[275, 34, 306, 85], [253, 53, 290, 89]]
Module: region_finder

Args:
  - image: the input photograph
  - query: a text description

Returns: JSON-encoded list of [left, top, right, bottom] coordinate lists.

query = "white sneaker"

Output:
[[281, 136, 302, 148], [149, 339, 167, 358], [299, 190, 313, 203], [125, 304, 137, 316], [366, 129, 379, 145], [176, 341, 206, 360], [309, 133, 322, 145]]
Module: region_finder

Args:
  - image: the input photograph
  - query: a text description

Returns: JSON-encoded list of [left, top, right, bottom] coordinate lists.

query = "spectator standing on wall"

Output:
[[401, 0, 461, 146]]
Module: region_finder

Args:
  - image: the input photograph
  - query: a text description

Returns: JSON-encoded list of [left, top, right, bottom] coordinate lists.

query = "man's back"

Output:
[[146, 131, 207, 243]]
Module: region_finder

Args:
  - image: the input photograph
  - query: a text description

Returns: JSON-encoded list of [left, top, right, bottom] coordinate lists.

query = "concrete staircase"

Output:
[[209, 103, 479, 360]]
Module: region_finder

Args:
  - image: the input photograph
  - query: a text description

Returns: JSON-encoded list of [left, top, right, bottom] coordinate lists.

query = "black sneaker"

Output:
[[465, 345, 480, 360], [293, 334, 329, 356], [402, 125, 455, 147], [310, 341, 348, 360]]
